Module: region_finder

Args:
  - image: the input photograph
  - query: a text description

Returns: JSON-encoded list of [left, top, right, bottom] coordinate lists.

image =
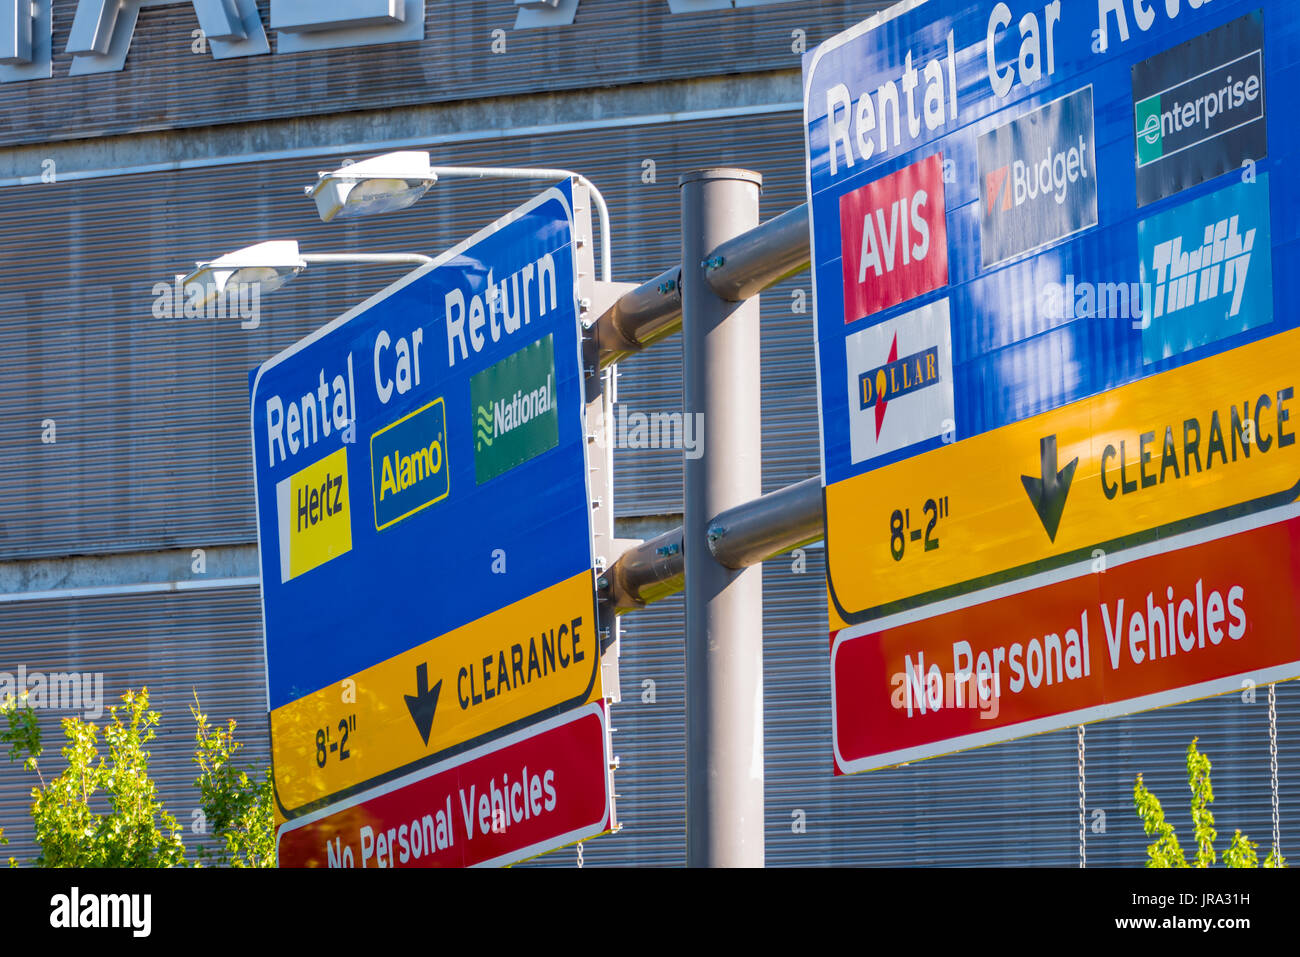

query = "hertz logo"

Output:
[[276, 447, 354, 583]]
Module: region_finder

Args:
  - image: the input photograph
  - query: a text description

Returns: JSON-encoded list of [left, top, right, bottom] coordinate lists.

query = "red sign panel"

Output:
[[277, 703, 612, 867], [838, 152, 949, 324], [832, 511, 1300, 774]]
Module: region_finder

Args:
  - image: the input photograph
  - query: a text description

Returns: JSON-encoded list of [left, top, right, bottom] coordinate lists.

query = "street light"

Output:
[[304, 151, 613, 283], [180, 239, 433, 305]]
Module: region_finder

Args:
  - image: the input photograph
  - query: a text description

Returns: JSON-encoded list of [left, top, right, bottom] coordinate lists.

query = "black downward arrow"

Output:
[[1021, 435, 1079, 543], [404, 662, 442, 747]]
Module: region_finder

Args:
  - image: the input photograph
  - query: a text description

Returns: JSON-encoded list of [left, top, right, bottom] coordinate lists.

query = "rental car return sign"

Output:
[[804, 0, 1300, 773], [250, 182, 615, 864]]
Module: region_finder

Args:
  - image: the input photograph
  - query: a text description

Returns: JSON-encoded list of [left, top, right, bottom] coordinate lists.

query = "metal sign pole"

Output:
[[680, 168, 764, 868]]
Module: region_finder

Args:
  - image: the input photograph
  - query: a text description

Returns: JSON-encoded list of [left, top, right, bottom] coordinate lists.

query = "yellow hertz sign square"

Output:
[[276, 447, 353, 583]]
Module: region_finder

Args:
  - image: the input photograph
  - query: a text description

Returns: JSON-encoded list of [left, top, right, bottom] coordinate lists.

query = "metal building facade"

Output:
[[0, 1, 1293, 867]]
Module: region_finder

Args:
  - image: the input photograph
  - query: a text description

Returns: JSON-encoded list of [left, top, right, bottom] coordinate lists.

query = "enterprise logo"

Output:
[[1132, 12, 1267, 206], [1136, 56, 1261, 162]]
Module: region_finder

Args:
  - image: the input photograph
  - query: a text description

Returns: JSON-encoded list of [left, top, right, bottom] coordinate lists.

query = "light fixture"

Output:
[[304, 151, 438, 224], [179, 239, 433, 304], [304, 151, 613, 282]]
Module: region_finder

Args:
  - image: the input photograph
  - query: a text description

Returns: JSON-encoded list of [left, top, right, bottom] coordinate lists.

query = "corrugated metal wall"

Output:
[[0, 0, 885, 148], [0, 588, 269, 865], [0, 110, 814, 560]]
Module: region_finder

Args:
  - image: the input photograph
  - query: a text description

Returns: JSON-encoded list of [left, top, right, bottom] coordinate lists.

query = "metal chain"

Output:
[[576, 841, 584, 868], [1078, 724, 1087, 869], [1269, 683, 1281, 863]]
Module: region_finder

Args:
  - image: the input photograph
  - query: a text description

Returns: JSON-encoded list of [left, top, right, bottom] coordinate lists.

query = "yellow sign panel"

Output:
[[270, 571, 601, 814], [826, 327, 1300, 629], [275, 446, 353, 583]]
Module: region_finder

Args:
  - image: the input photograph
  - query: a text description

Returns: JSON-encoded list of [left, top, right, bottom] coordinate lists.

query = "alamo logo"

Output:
[[370, 399, 450, 532], [1132, 11, 1267, 207], [471, 334, 560, 484]]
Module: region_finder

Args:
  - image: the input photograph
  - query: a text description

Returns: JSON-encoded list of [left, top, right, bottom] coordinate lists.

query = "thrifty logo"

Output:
[[1150, 216, 1254, 321], [1138, 175, 1273, 363]]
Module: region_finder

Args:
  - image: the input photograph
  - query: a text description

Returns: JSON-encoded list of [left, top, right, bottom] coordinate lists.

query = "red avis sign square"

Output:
[[839, 153, 949, 324]]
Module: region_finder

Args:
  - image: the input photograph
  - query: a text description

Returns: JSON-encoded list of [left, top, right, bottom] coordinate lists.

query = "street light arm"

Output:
[[425, 166, 612, 284], [301, 253, 433, 266]]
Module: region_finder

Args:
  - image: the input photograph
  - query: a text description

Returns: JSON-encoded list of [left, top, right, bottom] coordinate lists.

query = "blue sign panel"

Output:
[[810, 0, 1300, 776], [250, 182, 594, 732], [805, 0, 1300, 490]]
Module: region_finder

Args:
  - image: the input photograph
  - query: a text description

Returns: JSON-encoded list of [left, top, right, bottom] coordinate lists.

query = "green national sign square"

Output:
[[471, 333, 560, 484]]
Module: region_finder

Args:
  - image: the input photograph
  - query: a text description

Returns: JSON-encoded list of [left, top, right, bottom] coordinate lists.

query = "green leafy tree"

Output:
[[191, 695, 275, 867], [1133, 772, 1185, 867], [1, 688, 186, 867], [1, 687, 275, 868], [1134, 737, 1285, 869]]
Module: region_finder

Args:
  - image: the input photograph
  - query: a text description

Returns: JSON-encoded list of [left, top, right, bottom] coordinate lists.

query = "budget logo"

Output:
[[471, 334, 559, 484], [838, 153, 949, 324], [845, 298, 954, 467], [1132, 11, 1266, 207], [370, 398, 450, 531], [978, 87, 1098, 268], [276, 446, 353, 583], [1138, 175, 1273, 364]]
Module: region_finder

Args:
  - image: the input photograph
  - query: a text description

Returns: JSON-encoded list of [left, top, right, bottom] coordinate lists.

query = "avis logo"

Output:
[[838, 153, 948, 324], [844, 299, 955, 467]]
